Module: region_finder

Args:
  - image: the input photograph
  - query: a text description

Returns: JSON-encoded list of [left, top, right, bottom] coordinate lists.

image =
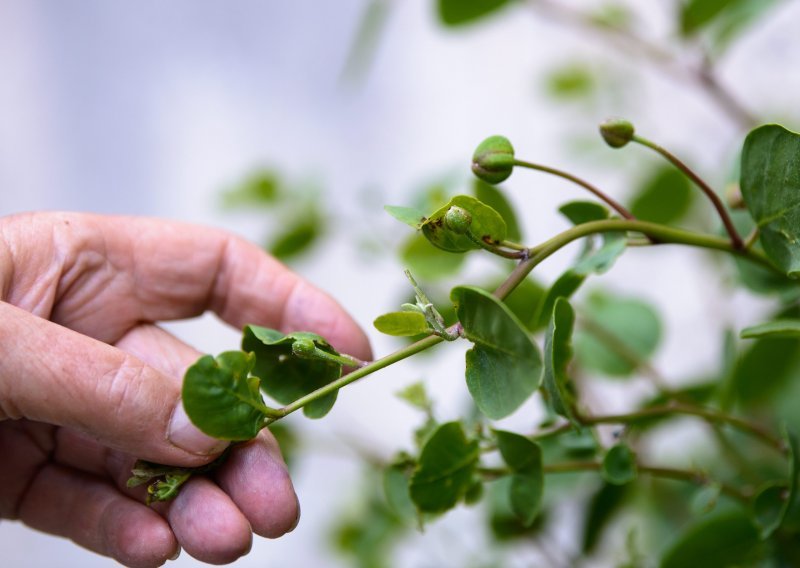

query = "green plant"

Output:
[[129, 116, 800, 564]]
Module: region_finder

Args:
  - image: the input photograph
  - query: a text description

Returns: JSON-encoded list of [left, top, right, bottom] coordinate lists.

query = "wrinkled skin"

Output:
[[0, 212, 371, 567]]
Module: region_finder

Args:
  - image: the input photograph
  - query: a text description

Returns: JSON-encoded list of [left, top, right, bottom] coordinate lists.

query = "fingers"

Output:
[[215, 433, 300, 538], [5, 212, 372, 360], [0, 302, 225, 465], [16, 463, 178, 568]]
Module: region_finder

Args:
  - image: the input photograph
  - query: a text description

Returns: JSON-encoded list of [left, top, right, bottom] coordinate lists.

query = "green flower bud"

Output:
[[599, 118, 635, 148], [444, 206, 473, 234], [292, 338, 317, 358], [472, 135, 515, 185]]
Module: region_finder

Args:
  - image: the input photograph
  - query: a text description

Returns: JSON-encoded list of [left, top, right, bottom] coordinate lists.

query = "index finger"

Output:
[[4, 213, 372, 360]]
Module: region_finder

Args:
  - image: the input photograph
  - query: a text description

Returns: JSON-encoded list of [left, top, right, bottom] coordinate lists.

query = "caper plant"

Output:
[[129, 119, 800, 565]]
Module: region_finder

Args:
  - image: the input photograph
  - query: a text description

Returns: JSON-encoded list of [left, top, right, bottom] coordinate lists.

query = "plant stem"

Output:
[[494, 218, 774, 301], [580, 403, 785, 454], [513, 158, 636, 221], [276, 220, 775, 420], [465, 230, 528, 259], [480, 461, 750, 502], [632, 134, 744, 249], [272, 333, 445, 420]]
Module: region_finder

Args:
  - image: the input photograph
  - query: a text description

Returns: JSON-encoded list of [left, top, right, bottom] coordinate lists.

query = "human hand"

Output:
[[0, 212, 371, 567]]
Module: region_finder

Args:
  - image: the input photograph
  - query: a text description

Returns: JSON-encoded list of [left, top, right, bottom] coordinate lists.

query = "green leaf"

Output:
[[473, 179, 522, 241], [741, 319, 800, 339], [601, 443, 637, 485], [740, 124, 800, 277], [400, 232, 466, 281], [729, 210, 800, 300], [680, 0, 780, 46], [385, 205, 426, 229], [221, 169, 281, 208], [383, 465, 417, 523], [437, 0, 512, 26], [242, 326, 343, 419], [582, 483, 631, 553], [495, 430, 544, 526], [752, 482, 788, 539], [729, 307, 800, 406], [660, 510, 763, 568], [182, 351, 267, 440], [630, 166, 694, 225], [374, 311, 430, 336], [545, 64, 596, 100], [395, 381, 433, 413], [422, 195, 507, 253], [543, 297, 579, 425], [690, 483, 722, 516], [409, 422, 480, 513], [502, 276, 546, 332], [452, 286, 543, 419], [534, 271, 585, 330], [574, 292, 662, 378], [487, 477, 544, 540], [558, 200, 610, 225], [268, 212, 324, 261]]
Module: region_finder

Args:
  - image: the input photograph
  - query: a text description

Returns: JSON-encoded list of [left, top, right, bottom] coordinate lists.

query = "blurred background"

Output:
[[1, 0, 799, 566]]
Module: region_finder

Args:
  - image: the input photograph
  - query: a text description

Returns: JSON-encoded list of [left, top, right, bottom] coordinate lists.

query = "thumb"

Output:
[[0, 301, 225, 465]]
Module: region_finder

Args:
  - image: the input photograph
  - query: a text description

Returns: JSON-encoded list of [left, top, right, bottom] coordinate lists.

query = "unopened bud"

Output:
[[472, 135, 515, 184], [599, 118, 635, 148], [444, 206, 473, 234]]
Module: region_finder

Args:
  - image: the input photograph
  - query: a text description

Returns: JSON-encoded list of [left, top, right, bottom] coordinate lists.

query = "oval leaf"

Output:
[[438, 0, 511, 26], [409, 422, 480, 513], [740, 124, 800, 277], [559, 200, 610, 225], [452, 286, 543, 419], [543, 297, 579, 425], [242, 326, 342, 418], [495, 430, 544, 526], [630, 166, 694, 225], [474, 179, 522, 241], [741, 319, 800, 339], [182, 351, 266, 440], [422, 195, 507, 253], [385, 205, 426, 229], [601, 443, 637, 486], [374, 311, 430, 336], [574, 292, 662, 378]]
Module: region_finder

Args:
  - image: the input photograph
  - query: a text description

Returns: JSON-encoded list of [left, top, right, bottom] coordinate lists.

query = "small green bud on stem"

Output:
[[599, 118, 635, 148], [472, 135, 515, 184], [292, 338, 317, 358], [444, 206, 473, 234]]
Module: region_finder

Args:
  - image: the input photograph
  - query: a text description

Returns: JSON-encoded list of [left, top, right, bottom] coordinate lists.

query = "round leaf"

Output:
[[242, 326, 342, 418], [495, 430, 544, 527], [452, 286, 543, 419], [182, 351, 266, 440], [601, 443, 637, 486], [422, 195, 507, 253], [740, 124, 800, 277], [409, 422, 480, 513], [373, 311, 430, 336]]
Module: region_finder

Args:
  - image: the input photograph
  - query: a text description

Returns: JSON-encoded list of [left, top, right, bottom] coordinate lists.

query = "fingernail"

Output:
[[168, 402, 228, 455], [169, 546, 181, 561]]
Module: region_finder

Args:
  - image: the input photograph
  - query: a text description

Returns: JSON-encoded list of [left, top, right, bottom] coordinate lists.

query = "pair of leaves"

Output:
[[495, 430, 544, 526], [183, 328, 348, 441], [242, 326, 343, 419], [387, 194, 508, 253]]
